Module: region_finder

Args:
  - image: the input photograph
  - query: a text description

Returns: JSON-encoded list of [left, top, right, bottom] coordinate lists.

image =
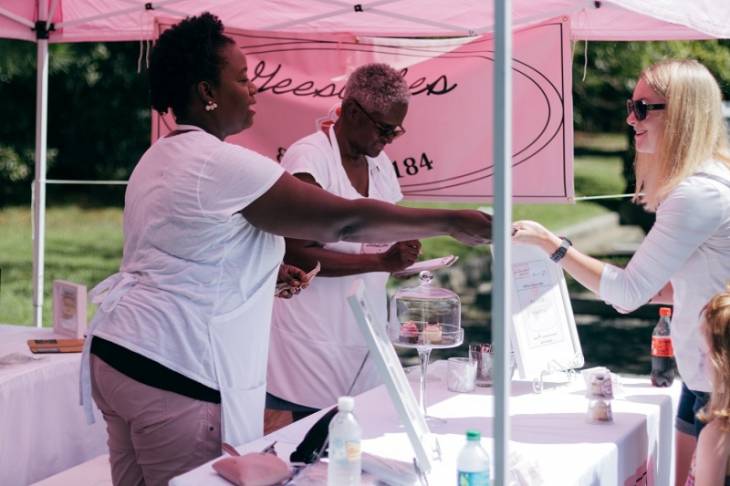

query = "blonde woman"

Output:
[[686, 288, 730, 486], [512, 59, 730, 485]]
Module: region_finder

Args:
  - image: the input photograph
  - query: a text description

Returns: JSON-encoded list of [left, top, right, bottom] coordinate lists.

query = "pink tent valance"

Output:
[[2, 0, 729, 43]]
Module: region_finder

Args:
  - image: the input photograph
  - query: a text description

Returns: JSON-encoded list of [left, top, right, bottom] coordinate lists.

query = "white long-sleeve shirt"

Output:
[[599, 160, 730, 392]]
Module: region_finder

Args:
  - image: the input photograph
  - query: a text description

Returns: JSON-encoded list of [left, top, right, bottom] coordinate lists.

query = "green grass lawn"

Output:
[[0, 206, 123, 325], [0, 145, 627, 325]]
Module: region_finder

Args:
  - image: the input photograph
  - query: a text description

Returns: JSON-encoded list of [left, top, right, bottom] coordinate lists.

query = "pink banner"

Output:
[[153, 18, 573, 202]]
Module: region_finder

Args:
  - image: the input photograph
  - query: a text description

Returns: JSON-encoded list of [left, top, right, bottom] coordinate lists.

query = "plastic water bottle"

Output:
[[650, 307, 675, 387], [327, 396, 362, 486], [457, 429, 490, 486]]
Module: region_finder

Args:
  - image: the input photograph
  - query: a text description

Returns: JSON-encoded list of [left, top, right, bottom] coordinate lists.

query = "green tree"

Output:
[[573, 40, 730, 132], [0, 40, 149, 206], [572, 40, 730, 231]]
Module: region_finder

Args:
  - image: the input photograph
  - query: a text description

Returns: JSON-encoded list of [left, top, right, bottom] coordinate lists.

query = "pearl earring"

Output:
[[205, 101, 218, 112]]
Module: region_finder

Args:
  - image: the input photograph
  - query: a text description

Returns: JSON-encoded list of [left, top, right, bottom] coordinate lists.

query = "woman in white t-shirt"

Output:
[[266, 64, 419, 426], [83, 12, 491, 486], [512, 59, 730, 486]]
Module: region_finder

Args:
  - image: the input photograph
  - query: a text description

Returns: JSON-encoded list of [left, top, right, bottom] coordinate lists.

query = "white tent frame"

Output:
[[2, 1, 728, 483], [1, 4, 515, 479], [492, 3, 512, 481]]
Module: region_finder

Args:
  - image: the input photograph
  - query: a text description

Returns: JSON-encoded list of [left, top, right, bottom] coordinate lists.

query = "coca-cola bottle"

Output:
[[651, 307, 675, 387]]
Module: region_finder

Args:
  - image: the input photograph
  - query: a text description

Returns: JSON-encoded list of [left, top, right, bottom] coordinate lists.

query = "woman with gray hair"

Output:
[[265, 63, 418, 430]]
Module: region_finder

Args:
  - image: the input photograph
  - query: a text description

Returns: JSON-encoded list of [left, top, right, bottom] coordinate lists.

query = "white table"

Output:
[[0, 324, 108, 486], [172, 361, 680, 485]]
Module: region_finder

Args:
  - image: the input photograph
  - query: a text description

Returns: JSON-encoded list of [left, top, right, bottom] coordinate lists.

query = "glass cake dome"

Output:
[[390, 270, 462, 348]]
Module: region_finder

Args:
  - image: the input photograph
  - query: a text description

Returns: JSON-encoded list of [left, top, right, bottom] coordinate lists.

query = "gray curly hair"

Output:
[[343, 63, 410, 114]]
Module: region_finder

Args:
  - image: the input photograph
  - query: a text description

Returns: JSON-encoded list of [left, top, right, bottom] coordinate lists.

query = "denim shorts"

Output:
[[675, 382, 711, 437]]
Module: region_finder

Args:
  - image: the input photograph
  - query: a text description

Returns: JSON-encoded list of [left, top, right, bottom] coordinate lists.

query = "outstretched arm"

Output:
[[279, 172, 421, 277], [284, 238, 420, 277], [241, 171, 491, 246], [512, 220, 605, 294]]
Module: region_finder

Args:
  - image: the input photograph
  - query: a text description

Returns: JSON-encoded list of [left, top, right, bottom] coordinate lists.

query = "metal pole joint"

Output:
[[33, 21, 54, 39]]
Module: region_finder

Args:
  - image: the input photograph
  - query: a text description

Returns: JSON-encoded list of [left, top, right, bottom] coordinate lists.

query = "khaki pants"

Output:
[[91, 355, 221, 486]]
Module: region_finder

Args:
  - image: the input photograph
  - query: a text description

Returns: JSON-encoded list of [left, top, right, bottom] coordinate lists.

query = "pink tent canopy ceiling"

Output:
[[1, 0, 730, 42]]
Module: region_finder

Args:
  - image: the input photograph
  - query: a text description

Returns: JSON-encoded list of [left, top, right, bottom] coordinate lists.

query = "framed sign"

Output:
[[347, 279, 439, 475], [52, 280, 87, 338], [508, 243, 584, 380]]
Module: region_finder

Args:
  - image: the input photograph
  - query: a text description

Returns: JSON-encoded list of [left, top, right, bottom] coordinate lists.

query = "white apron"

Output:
[[82, 260, 281, 446], [267, 126, 400, 409], [208, 263, 279, 444]]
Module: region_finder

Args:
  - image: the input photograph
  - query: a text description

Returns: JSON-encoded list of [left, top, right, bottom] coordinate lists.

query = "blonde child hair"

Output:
[[634, 59, 730, 211], [698, 285, 730, 429]]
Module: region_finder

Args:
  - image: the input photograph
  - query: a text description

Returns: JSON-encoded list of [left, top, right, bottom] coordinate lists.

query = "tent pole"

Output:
[[493, 0, 512, 484], [32, 1, 49, 327]]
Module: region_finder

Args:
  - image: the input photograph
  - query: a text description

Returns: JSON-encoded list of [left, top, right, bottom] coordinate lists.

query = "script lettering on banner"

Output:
[[153, 18, 573, 202]]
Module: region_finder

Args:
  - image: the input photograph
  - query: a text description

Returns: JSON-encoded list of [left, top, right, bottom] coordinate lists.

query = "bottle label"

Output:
[[458, 470, 490, 486], [651, 336, 674, 357], [345, 441, 361, 462], [330, 438, 361, 462]]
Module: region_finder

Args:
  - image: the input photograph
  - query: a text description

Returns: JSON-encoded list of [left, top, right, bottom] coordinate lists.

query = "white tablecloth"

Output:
[[0, 324, 107, 486], [171, 361, 680, 485]]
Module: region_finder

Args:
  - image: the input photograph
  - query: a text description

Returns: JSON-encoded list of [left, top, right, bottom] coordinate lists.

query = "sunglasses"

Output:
[[626, 99, 666, 121], [352, 99, 406, 139]]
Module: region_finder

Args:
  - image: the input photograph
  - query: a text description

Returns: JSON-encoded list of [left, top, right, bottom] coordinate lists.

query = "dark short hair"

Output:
[[149, 12, 234, 118]]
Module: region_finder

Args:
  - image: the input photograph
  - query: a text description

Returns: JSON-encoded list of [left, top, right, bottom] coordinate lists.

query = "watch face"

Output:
[[550, 238, 570, 262]]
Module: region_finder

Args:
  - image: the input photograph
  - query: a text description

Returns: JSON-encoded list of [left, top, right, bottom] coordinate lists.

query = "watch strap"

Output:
[[549, 236, 572, 263]]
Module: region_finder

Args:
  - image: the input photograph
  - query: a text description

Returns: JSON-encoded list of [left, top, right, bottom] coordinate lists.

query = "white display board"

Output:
[[509, 243, 584, 380], [347, 280, 439, 475]]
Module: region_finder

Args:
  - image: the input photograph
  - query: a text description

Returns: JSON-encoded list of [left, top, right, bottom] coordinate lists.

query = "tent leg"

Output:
[[32, 34, 49, 327], [492, 0, 512, 484]]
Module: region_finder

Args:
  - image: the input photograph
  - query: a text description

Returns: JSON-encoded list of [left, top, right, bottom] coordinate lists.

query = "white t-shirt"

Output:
[[267, 127, 402, 409], [89, 125, 285, 394], [600, 160, 730, 392]]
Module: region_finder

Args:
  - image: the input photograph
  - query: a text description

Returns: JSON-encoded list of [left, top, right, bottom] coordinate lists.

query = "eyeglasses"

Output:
[[352, 99, 406, 139], [626, 99, 666, 121]]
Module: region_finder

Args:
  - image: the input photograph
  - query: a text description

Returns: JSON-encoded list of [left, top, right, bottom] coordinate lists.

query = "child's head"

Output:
[[702, 287, 730, 370], [698, 286, 730, 426]]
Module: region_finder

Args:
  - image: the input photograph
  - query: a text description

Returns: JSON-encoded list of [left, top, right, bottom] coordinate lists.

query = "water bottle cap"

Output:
[[465, 429, 481, 441], [337, 396, 354, 412], [659, 307, 672, 317]]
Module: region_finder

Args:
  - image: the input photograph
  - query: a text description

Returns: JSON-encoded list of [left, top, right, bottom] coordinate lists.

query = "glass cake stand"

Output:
[[392, 323, 464, 420]]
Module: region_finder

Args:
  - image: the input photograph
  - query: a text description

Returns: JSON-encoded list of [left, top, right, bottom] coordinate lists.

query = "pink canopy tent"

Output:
[[2, 0, 727, 326], [2, 0, 729, 41], [2, 1, 729, 482]]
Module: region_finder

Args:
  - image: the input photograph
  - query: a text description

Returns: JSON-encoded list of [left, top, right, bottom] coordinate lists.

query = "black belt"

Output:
[[90, 336, 221, 404]]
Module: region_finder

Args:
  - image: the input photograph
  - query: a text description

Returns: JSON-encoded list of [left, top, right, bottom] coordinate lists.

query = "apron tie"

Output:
[[90, 272, 139, 313], [80, 272, 139, 423]]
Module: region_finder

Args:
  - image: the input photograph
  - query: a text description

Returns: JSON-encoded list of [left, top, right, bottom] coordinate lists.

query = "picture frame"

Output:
[[347, 279, 440, 475], [508, 243, 584, 380], [52, 280, 87, 338]]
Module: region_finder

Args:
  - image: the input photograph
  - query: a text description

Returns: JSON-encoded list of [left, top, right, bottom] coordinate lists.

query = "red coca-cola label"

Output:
[[651, 336, 674, 357]]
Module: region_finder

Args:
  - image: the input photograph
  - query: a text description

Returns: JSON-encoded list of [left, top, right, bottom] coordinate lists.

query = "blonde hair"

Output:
[[634, 59, 730, 211], [698, 285, 730, 430]]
